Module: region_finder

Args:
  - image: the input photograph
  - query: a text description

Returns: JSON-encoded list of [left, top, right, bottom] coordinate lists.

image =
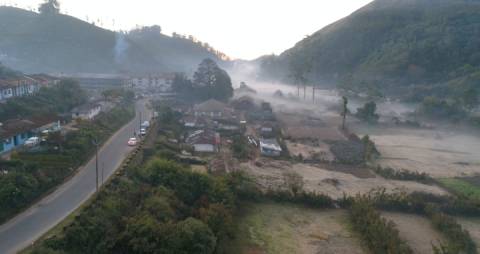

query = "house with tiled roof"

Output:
[[0, 116, 61, 154]]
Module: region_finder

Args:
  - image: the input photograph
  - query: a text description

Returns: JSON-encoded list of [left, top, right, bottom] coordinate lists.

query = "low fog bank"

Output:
[[227, 61, 417, 121]]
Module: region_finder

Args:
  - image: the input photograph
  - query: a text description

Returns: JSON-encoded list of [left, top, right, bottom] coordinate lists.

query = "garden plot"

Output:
[[382, 212, 445, 254], [222, 202, 365, 254], [286, 140, 335, 161]]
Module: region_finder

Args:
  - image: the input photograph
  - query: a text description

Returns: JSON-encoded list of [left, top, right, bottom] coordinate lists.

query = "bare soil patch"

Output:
[[382, 212, 444, 254], [242, 159, 448, 199], [286, 141, 335, 161], [353, 125, 480, 178]]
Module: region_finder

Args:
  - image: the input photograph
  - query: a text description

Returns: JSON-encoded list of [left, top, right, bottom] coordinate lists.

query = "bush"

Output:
[[349, 195, 413, 254]]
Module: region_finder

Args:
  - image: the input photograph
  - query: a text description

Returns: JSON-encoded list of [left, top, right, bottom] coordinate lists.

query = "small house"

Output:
[[71, 103, 102, 120], [260, 138, 282, 157], [185, 130, 220, 153], [194, 99, 231, 118], [0, 116, 61, 154]]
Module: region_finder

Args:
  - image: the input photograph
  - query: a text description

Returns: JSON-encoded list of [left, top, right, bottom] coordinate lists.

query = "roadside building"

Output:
[[260, 138, 282, 157], [185, 129, 220, 153], [0, 116, 61, 154], [71, 103, 102, 120]]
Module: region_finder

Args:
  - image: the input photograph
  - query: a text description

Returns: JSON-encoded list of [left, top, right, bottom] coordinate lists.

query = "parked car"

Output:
[[140, 128, 147, 136], [127, 137, 138, 146], [24, 137, 40, 147]]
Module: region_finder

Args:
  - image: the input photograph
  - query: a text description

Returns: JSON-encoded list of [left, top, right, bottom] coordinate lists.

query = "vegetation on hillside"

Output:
[[259, 0, 480, 117], [0, 5, 226, 74]]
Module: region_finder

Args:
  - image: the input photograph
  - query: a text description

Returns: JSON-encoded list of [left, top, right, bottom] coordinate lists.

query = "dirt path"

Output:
[[382, 212, 444, 254]]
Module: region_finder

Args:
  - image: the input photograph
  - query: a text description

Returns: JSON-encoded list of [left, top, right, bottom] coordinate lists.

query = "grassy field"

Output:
[[439, 178, 480, 201], [218, 202, 364, 254]]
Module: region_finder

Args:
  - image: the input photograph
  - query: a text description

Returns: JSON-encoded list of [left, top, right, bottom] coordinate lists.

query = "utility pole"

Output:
[[101, 162, 104, 185], [92, 139, 99, 192], [312, 86, 316, 103]]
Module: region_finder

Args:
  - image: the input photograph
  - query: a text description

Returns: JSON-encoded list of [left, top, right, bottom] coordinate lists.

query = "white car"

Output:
[[24, 137, 40, 147], [141, 121, 150, 129], [127, 137, 138, 146], [140, 128, 147, 136]]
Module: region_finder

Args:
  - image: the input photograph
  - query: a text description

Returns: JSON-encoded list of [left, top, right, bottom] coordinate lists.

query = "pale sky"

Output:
[[5, 0, 373, 60]]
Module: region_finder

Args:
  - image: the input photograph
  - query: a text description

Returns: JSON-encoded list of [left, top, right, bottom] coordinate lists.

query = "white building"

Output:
[[0, 76, 41, 102], [126, 74, 173, 92], [71, 103, 102, 120]]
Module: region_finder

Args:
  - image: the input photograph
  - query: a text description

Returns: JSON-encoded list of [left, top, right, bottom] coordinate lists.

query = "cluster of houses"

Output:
[[0, 74, 59, 102], [179, 99, 243, 154], [175, 95, 283, 157]]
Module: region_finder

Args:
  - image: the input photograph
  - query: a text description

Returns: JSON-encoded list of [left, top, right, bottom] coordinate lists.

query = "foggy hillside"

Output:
[[0, 6, 225, 74], [258, 0, 480, 99]]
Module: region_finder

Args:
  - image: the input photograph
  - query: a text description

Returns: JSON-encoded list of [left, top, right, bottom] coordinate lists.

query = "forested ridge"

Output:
[[259, 0, 480, 104]]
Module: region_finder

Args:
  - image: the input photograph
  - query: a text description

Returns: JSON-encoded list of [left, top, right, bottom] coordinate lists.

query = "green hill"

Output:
[[259, 0, 480, 100], [0, 6, 224, 74]]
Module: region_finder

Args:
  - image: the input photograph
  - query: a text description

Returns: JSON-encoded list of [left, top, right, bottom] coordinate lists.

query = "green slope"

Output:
[[0, 7, 223, 74], [259, 0, 480, 99]]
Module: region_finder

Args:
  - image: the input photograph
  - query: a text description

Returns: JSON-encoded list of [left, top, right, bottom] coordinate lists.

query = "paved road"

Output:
[[0, 100, 151, 254]]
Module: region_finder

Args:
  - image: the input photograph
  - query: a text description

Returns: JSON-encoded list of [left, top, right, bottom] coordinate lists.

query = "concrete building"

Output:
[[71, 103, 102, 120], [0, 76, 39, 102]]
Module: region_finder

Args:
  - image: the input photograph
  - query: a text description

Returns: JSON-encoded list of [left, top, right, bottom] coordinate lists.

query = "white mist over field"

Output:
[[227, 61, 417, 120]]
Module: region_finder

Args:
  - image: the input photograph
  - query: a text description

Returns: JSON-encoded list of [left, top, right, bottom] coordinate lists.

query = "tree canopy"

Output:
[[38, 0, 60, 15], [173, 58, 233, 102]]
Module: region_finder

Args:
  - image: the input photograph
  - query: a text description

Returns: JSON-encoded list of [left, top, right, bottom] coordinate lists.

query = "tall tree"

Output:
[[39, 0, 60, 15], [356, 101, 380, 123], [341, 96, 348, 130], [193, 58, 233, 101]]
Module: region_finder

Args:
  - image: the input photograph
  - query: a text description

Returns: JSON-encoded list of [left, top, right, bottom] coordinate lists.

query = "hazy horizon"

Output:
[[3, 0, 373, 60]]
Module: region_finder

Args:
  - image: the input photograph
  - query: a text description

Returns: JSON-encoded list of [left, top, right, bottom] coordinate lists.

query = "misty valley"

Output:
[[0, 0, 480, 254]]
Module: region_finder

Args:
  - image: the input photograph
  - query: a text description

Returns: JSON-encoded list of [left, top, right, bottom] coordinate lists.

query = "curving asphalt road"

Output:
[[0, 100, 151, 254]]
